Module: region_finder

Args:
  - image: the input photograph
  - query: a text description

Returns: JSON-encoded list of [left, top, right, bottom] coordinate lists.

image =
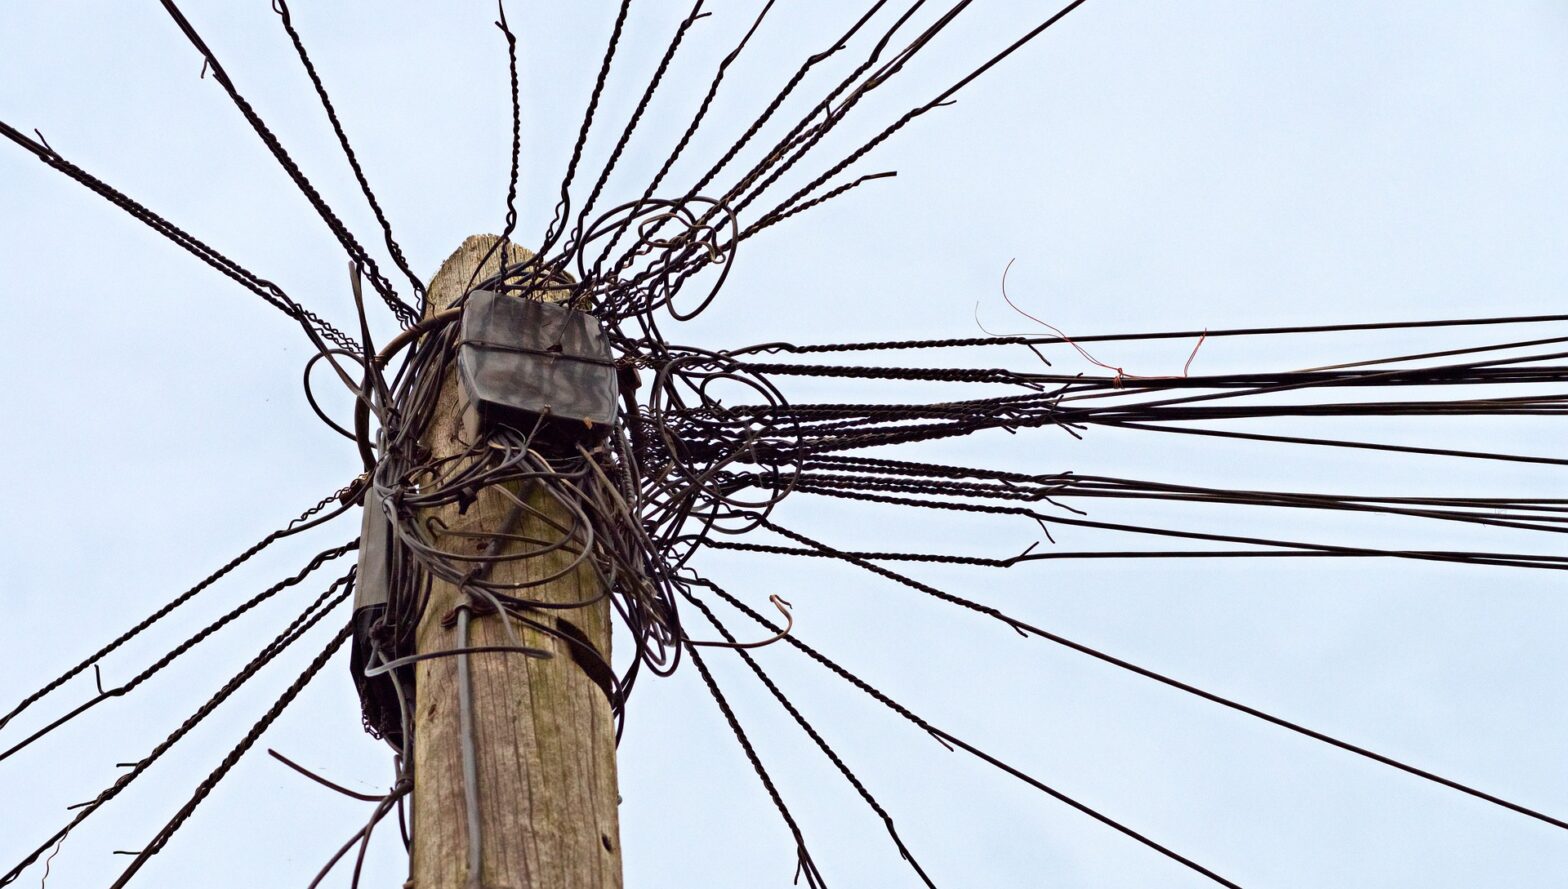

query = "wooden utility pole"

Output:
[[411, 235, 622, 889]]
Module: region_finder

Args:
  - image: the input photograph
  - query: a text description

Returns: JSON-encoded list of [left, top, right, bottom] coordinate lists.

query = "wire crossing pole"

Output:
[[411, 235, 622, 889]]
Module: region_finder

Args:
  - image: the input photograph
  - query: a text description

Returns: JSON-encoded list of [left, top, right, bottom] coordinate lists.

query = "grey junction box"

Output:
[[456, 289, 619, 448]]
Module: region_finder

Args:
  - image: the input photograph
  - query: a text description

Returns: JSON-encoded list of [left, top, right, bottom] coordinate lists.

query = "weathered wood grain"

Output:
[[411, 235, 622, 889]]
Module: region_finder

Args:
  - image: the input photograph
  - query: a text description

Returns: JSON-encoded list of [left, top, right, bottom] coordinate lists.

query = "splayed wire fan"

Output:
[[2, 2, 1564, 887]]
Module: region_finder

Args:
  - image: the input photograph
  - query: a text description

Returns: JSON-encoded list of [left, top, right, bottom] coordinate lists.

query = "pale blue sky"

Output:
[[3, 2, 1567, 887]]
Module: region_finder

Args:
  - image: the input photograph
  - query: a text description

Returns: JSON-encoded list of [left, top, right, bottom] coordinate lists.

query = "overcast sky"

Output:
[[3, 2, 1568, 887]]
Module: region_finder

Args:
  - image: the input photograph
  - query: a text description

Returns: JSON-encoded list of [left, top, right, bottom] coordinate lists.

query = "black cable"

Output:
[[755, 521, 1568, 833], [689, 577, 1244, 889], [683, 640, 828, 889], [682, 589, 939, 886], [728, 314, 1568, 356], [0, 119, 361, 353], [0, 540, 358, 763], [109, 620, 355, 888], [534, 0, 634, 262], [157, 0, 417, 326], [273, 0, 426, 308], [1, 569, 356, 887], [0, 484, 356, 734]]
